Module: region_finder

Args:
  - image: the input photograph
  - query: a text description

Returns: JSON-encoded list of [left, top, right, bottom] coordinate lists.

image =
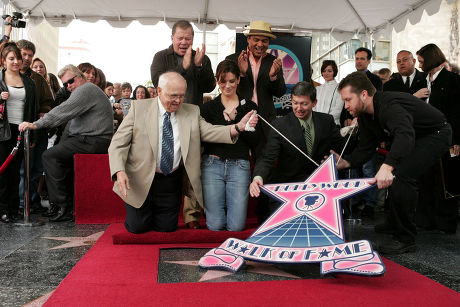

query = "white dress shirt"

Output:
[[401, 69, 416, 88], [314, 80, 344, 125], [156, 99, 182, 173]]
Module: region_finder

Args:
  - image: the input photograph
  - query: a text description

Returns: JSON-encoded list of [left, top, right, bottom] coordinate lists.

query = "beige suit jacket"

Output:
[[108, 98, 234, 209]]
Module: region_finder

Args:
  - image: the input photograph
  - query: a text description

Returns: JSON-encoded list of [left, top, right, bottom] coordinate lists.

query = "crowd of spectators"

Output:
[[0, 19, 458, 255]]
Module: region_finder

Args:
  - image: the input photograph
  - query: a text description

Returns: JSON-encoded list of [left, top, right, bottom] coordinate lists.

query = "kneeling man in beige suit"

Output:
[[108, 72, 257, 233]]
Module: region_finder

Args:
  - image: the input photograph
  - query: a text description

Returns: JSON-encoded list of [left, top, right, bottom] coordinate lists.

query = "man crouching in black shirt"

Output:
[[334, 72, 451, 254]]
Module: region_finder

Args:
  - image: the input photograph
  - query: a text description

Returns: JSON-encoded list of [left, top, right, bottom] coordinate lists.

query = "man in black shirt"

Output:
[[336, 72, 451, 254]]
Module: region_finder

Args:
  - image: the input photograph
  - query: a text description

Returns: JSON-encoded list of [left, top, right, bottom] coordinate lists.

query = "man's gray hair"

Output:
[[158, 71, 186, 89], [58, 64, 86, 80]]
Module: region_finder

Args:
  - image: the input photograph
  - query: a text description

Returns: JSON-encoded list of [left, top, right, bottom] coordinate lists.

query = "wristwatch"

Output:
[[234, 124, 242, 133]]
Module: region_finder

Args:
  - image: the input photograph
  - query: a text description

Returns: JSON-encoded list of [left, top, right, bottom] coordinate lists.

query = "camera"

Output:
[[2, 12, 26, 28]]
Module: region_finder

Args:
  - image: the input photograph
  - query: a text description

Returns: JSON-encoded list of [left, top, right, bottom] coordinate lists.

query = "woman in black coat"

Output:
[[415, 43, 460, 233], [0, 42, 37, 223]]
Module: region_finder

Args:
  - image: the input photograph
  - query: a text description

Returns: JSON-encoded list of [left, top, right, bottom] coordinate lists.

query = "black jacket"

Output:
[[383, 69, 428, 100], [200, 95, 260, 160], [366, 70, 383, 91], [428, 68, 460, 145], [226, 52, 286, 127], [0, 69, 37, 141], [254, 111, 345, 183], [345, 91, 447, 168]]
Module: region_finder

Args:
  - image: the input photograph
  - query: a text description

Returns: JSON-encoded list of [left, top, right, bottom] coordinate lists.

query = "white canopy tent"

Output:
[[1, 0, 453, 40]]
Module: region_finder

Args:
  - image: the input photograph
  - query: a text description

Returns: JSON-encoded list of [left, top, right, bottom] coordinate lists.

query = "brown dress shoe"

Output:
[[186, 221, 201, 229]]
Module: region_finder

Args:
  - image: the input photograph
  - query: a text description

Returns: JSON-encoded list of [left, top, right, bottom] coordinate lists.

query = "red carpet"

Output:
[[44, 223, 460, 307], [74, 154, 125, 224]]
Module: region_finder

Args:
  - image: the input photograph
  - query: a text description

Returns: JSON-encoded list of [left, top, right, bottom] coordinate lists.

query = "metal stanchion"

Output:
[[15, 130, 43, 227]]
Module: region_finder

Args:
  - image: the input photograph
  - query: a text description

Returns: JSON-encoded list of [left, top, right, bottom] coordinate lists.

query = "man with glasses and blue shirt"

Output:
[[19, 64, 113, 222]]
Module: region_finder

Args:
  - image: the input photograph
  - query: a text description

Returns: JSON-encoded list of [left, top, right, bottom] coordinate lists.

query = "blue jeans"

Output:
[[201, 155, 250, 231]]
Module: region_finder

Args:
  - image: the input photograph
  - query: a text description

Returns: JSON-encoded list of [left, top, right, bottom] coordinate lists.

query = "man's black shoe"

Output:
[[374, 222, 395, 234], [50, 211, 73, 222], [376, 239, 416, 255], [42, 204, 59, 217], [49, 204, 69, 222]]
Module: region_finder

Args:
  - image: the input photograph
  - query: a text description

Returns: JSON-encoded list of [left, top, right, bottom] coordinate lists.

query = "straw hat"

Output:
[[244, 20, 276, 39]]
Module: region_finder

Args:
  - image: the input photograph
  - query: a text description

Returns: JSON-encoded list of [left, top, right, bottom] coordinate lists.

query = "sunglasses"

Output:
[[63, 76, 76, 88]]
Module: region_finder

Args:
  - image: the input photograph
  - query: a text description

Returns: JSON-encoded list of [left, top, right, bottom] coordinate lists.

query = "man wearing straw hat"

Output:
[[226, 20, 286, 158]]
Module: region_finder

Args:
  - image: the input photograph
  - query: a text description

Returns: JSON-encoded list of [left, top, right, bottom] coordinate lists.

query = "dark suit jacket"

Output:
[[366, 70, 383, 91], [429, 68, 460, 144], [225, 52, 286, 125], [383, 69, 428, 99], [253, 111, 346, 183]]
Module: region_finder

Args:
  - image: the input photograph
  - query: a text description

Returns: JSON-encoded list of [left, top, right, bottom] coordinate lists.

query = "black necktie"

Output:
[[404, 76, 410, 89], [160, 112, 174, 175]]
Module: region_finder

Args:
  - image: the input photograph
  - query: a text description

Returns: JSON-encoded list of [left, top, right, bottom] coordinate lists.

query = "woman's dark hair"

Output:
[[96, 68, 106, 90], [0, 42, 22, 66], [215, 60, 240, 83], [416, 43, 446, 73], [132, 85, 150, 100], [77, 62, 96, 74], [320, 60, 338, 77], [105, 81, 113, 88]]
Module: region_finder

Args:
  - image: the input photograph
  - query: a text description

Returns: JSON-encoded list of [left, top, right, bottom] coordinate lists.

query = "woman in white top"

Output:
[[0, 42, 37, 223], [314, 60, 343, 126]]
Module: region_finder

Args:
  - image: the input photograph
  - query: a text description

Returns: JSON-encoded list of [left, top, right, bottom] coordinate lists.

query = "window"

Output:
[[373, 41, 390, 61]]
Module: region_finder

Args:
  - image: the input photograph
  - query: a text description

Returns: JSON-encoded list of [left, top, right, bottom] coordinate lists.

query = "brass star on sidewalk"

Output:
[[165, 259, 300, 282], [42, 231, 104, 250]]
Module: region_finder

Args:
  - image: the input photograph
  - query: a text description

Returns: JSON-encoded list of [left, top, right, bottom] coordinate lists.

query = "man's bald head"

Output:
[[157, 72, 187, 113]]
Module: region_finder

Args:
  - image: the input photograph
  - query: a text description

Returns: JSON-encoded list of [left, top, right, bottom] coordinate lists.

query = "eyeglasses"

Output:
[[166, 94, 185, 101], [63, 76, 76, 88]]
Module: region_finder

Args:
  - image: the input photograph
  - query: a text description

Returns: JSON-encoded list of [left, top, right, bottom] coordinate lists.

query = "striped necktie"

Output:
[[304, 123, 313, 156], [160, 112, 174, 175]]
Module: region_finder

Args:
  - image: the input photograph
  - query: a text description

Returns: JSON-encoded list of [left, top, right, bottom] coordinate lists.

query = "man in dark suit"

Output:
[[225, 20, 286, 157], [383, 50, 429, 100], [249, 81, 346, 216], [355, 47, 382, 91]]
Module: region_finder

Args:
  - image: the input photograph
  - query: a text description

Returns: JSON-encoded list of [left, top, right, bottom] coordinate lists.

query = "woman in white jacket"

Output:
[[314, 60, 343, 126]]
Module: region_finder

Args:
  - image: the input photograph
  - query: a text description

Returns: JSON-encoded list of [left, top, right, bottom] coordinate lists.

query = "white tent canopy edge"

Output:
[[2, 0, 453, 41]]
